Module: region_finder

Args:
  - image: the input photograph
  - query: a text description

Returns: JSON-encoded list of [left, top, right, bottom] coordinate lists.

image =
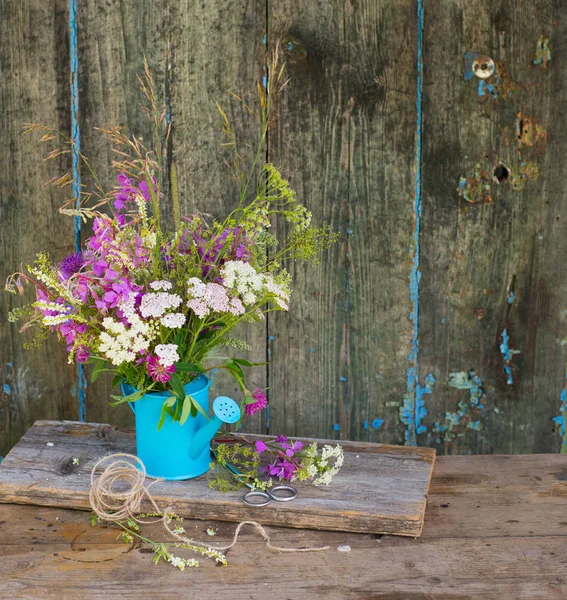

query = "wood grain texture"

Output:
[[76, 0, 166, 427], [0, 420, 436, 536], [0, 452, 565, 599], [418, 1, 567, 454], [0, 0, 76, 457], [167, 0, 267, 433], [267, 0, 417, 443]]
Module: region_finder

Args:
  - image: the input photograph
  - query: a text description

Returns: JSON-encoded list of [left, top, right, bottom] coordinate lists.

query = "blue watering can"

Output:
[[121, 375, 240, 480]]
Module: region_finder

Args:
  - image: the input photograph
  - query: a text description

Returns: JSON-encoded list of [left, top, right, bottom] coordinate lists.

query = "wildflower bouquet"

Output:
[[7, 56, 336, 430]]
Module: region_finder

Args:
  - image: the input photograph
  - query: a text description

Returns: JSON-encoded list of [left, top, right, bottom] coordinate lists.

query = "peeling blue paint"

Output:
[[7, 362, 13, 368], [339, 376, 347, 382], [402, 0, 425, 446], [441, 318, 446, 324], [553, 372, 567, 451], [371, 418, 384, 430], [433, 370, 486, 443], [346, 228, 353, 236], [507, 291, 515, 304], [333, 423, 340, 431], [463, 52, 481, 80], [309, 347, 314, 353], [269, 335, 275, 341], [400, 373, 435, 442], [262, 34, 267, 45], [500, 329, 519, 385], [478, 79, 498, 98], [3, 384, 11, 395], [363, 419, 369, 429], [70, 0, 86, 422]]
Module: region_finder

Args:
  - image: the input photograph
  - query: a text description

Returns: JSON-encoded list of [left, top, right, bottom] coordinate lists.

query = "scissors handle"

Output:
[[242, 490, 271, 507], [268, 484, 297, 502], [242, 484, 297, 507]]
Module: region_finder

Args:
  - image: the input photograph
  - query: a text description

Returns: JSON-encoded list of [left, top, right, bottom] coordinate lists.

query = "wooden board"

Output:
[[418, 1, 567, 453], [167, 0, 267, 434], [0, 420, 436, 537], [267, 0, 417, 444], [0, 0, 77, 458], [0, 453, 565, 599], [76, 0, 167, 428]]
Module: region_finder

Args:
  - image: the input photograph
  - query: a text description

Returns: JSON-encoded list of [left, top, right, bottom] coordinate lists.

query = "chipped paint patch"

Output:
[[400, 373, 435, 442], [458, 162, 492, 204], [507, 291, 515, 305], [500, 329, 520, 385], [516, 113, 546, 148], [403, 0, 425, 446], [433, 370, 486, 443], [3, 383, 11, 395], [533, 35, 551, 68], [371, 418, 384, 430], [553, 388, 567, 453], [465, 54, 516, 100], [333, 423, 340, 431], [510, 161, 540, 191]]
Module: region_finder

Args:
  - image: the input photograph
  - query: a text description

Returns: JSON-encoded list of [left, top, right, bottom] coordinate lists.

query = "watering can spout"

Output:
[[188, 396, 241, 460]]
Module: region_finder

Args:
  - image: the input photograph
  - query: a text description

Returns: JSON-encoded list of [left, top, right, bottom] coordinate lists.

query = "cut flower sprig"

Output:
[[209, 432, 344, 492], [7, 48, 338, 427]]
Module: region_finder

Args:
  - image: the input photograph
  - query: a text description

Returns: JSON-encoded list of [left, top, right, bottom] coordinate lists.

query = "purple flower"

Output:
[[276, 434, 288, 444], [59, 253, 85, 279], [75, 346, 90, 363], [255, 440, 268, 454], [244, 388, 268, 416], [281, 440, 304, 457], [147, 356, 175, 383], [60, 320, 87, 349], [263, 459, 297, 481]]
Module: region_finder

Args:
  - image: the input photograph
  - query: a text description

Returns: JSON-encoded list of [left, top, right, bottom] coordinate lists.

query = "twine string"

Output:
[[89, 453, 329, 553]]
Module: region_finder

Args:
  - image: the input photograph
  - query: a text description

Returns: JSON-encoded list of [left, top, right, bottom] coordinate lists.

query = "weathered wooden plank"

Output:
[[0, 420, 435, 536], [0, 0, 76, 457], [0, 500, 566, 599], [167, 0, 267, 434], [76, 0, 167, 427], [418, 0, 567, 453], [267, 0, 417, 443]]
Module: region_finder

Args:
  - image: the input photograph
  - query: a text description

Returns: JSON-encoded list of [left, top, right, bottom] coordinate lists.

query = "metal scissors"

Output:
[[223, 460, 297, 507]]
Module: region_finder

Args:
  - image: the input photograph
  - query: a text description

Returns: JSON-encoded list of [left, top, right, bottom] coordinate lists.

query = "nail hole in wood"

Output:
[[493, 164, 509, 183]]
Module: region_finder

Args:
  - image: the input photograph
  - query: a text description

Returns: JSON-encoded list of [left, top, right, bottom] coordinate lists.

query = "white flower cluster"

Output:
[[221, 261, 290, 310], [99, 315, 153, 366], [186, 277, 245, 318], [150, 280, 173, 291], [160, 312, 186, 328], [155, 343, 180, 367], [221, 261, 264, 305], [312, 444, 344, 486], [167, 554, 199, 570], [140, 291, 182, 318]]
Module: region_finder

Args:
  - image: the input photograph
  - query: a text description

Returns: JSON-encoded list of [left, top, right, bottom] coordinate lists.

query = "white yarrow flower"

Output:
[[155, 344, 180, 367], [160, 312, 186, 328]]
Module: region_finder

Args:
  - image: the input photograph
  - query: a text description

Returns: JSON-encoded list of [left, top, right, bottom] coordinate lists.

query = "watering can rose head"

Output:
[[6, 54, 338, 425]]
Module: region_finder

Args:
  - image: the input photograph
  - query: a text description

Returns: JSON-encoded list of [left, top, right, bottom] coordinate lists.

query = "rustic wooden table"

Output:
[[0, 454, 566, 599]]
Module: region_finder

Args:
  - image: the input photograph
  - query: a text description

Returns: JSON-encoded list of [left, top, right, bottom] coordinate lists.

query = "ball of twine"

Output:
[[89, 453, 162, 523]]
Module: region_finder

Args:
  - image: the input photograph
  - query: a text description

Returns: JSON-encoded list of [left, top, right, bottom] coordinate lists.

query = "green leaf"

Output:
[[91, 368, 115, 384], [90, 358, 108, 384], [157, 396, 176, 430], [111, 374, 123, 389], [180, 395, 193, 426], [224, 359, 245, 391], [243, 392, 256, 405], [192, 395, 209, 420], [109, 388, 146, 406], [175, 362, 205, 373], [231, 358, 267, 368], [169, 373, 186, 401]]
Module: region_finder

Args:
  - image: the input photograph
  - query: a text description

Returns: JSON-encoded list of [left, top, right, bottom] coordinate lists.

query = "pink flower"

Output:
[[244, 388, 268, 416], [255, 440, 268, 454], [147, 355, 175, 383], [75, 346, 90, 363]]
